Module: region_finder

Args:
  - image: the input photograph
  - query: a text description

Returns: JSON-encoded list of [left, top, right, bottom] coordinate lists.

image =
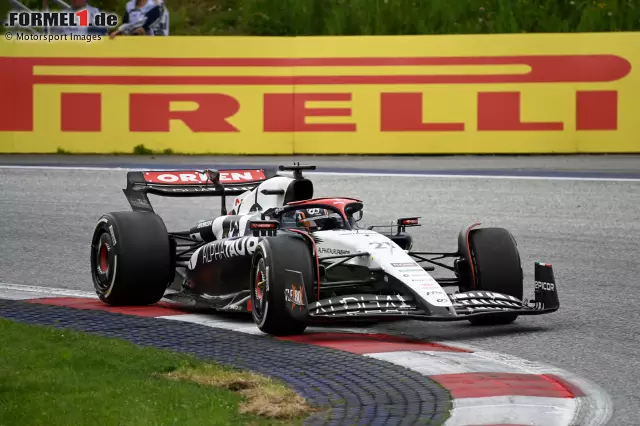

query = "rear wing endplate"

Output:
[[123, 168, 276, 213]]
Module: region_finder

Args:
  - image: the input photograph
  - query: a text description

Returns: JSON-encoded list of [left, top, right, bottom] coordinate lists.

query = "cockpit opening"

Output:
[[275, 200, 364, 232]]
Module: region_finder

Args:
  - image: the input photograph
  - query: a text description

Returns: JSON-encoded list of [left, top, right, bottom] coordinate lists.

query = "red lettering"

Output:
[[129, 93, 240, 132], [75, 9, 89, 26], [143, 169, 265, 184], [61, 93, 102, 132], [0, 56, 629, 134], [264, 93, 355, 132], [380, 93, 465, 131], [576, 91, 617, 130], [477, 92, 564, 131], [0, 58, 34, 131]]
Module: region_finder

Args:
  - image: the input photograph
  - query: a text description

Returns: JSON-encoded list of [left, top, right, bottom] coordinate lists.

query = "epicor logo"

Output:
[[535, 281, 556, 291], [4, 10, 118, 28]]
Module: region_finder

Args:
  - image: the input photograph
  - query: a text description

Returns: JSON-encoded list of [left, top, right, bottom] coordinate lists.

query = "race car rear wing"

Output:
[[123, 168, 276, 214]]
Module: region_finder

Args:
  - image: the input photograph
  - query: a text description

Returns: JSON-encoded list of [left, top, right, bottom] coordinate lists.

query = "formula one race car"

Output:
[[90, 164, 560, 335]]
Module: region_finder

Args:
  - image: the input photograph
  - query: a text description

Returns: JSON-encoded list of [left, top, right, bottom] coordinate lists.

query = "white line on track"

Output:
[[314, 171, 640, 182], [0, 165, 143, 171], [1, 164, 639, 182], [0, 283, 97, 299]]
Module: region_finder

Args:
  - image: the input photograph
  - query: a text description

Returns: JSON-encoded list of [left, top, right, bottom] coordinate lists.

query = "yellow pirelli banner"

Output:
[[1, 33, 639, 154]]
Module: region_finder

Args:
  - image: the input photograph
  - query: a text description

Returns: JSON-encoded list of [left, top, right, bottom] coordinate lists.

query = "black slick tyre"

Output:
[[466, 227, 523, 326], [249, 236, 314, 336], [90, 212, 172, 306]]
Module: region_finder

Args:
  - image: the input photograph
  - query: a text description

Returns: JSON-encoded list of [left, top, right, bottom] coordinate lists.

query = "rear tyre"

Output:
[[90, 212, 172, 306], [465, 227, 523, 326], [250, 236, 314, 336]]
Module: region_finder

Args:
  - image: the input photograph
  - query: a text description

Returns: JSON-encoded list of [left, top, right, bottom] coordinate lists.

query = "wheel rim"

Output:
[[252, 259, 267, 320], [92, 231, 113, 292], [99, 244, 109, 273]]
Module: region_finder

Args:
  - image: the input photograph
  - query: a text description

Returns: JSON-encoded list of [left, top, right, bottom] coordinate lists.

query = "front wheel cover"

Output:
[[249, 239, 308, 336]]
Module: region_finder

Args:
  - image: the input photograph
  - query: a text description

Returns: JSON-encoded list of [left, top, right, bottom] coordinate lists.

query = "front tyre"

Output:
[[250, 236, 314, 336], [465, 227, 524, 326], [90, 212, 172, 306]]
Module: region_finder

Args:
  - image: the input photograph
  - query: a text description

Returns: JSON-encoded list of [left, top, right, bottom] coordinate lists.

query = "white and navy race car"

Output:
[[90, 164, 559, 336]]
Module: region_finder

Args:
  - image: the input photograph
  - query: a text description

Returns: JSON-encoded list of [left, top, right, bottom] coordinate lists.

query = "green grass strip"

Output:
[[0, 318, 313, 426]]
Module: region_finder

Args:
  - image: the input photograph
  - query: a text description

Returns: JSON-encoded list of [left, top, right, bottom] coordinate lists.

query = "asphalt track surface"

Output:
[[1, 154, 639, 425]]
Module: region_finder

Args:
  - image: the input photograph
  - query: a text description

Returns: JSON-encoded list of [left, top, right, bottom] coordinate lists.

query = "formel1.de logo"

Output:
[[4, 10, 118, 29]]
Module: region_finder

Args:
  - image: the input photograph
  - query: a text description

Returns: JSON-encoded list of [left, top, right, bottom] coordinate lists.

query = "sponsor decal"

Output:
[[164, 186, 255, 193], [423, 290, 448, 296], [535, 281, 555, 291], [284, 284, 305, 308], [369, 242, 393, 250], [402, 271, 427, 278], [391, 262, 419, 267], [143, 170, 265, 185], [197, 220, 213, 229], [411, 279, 442, 289], [250, 223, 276, 229], [108, 225, 117, 246], [127, 194, 151, 209], [201, 236, 259, 263], [335, 230, 378, 236], [399, 273, 452, 306], [312, 295, 414, 316], [318, 247, 351, 255], [398, 268, 427, 274], [420, 289, 449, 298]]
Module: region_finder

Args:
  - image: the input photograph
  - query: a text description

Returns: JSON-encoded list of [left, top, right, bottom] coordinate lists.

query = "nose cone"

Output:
[[379, 261, 453, 309]]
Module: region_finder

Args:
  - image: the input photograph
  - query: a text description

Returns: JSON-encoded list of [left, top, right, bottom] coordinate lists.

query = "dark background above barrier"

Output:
[[16, 0, 640, 36]]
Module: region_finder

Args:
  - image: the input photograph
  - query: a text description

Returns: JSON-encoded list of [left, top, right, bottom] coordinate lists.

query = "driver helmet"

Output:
[[295, 208, 339, 231]]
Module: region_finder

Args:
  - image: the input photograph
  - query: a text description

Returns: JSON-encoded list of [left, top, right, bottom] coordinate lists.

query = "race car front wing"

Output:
[[308, 262, 559, 321]]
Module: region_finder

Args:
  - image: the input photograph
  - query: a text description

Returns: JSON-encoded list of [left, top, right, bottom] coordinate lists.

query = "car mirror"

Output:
[[353, 210, 363, 222]]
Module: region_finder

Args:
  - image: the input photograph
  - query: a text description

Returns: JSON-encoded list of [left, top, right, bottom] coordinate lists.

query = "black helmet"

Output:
[[295, 208, 341, 231]]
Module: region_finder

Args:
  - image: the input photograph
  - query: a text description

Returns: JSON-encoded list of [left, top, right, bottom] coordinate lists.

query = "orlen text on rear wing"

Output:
[[123, 168, 275, 214]]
